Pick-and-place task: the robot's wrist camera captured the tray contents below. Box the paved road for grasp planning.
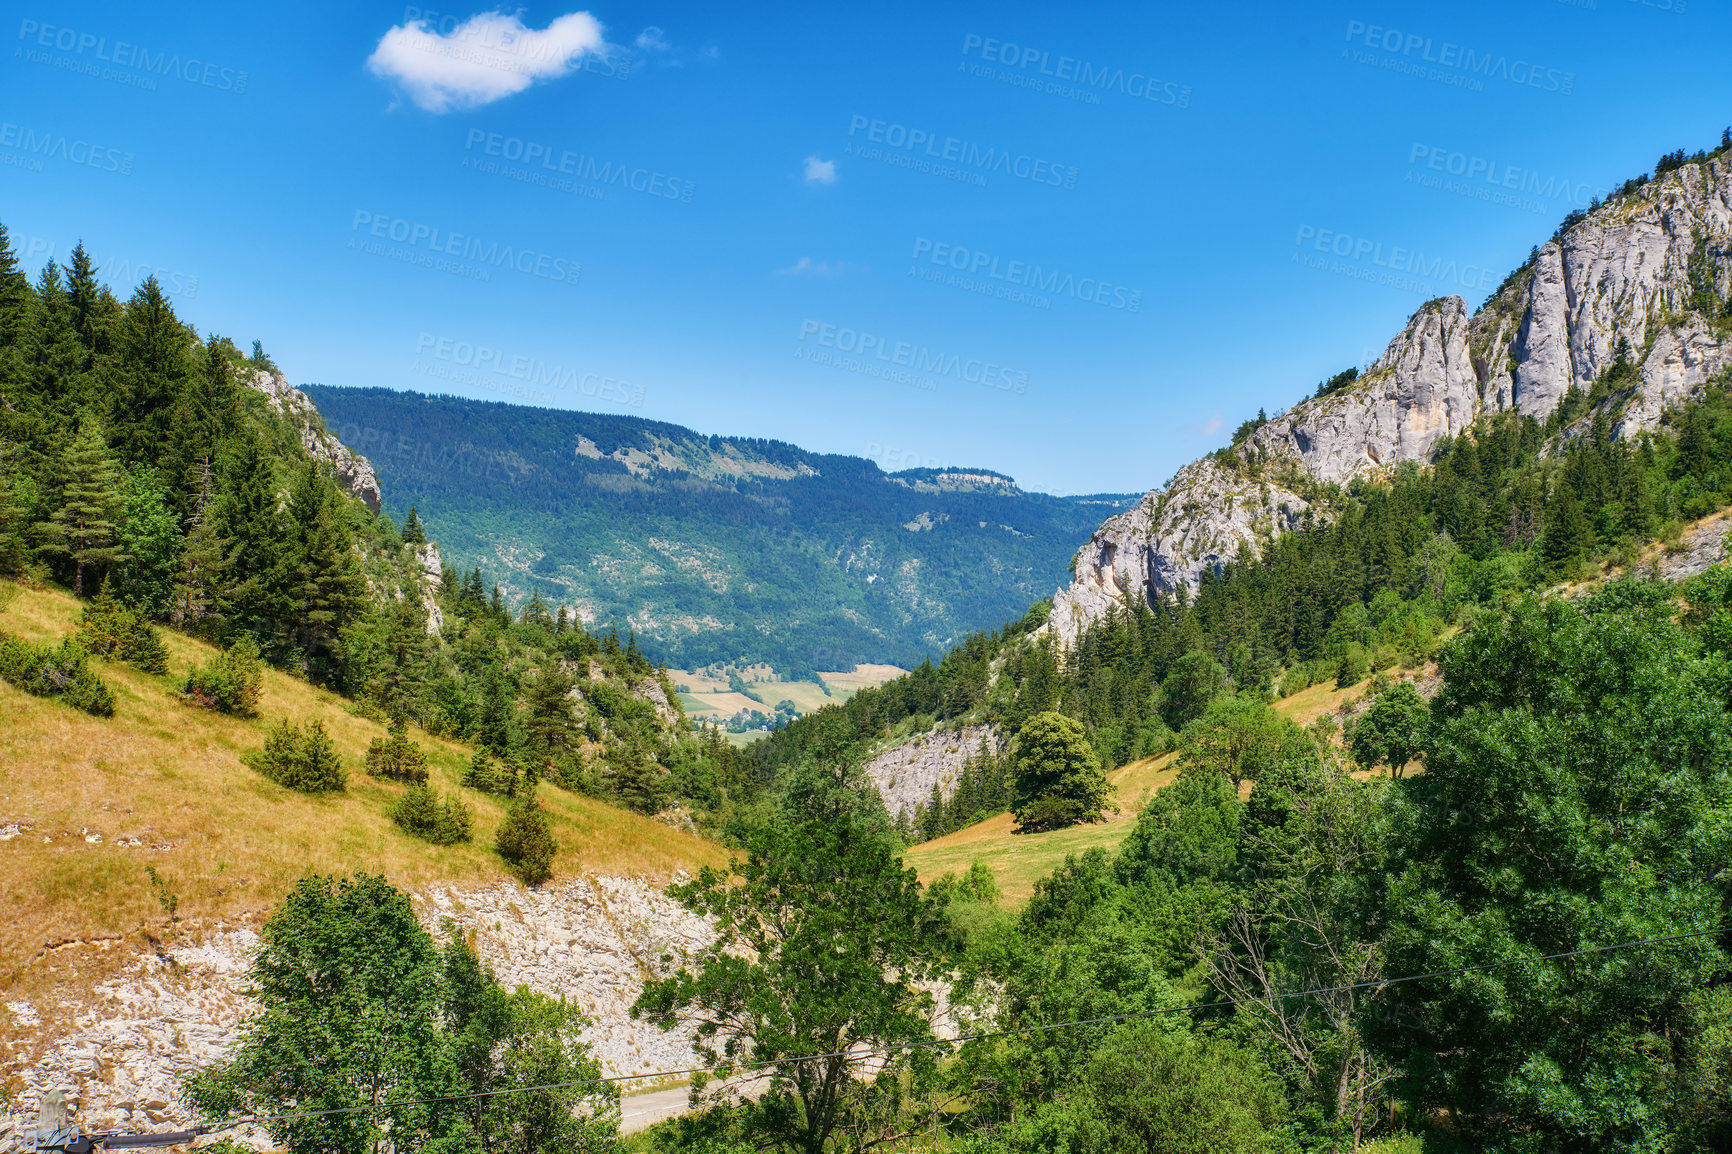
[620,1086,693,1134]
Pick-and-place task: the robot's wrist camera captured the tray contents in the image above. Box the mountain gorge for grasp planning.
[301,387,1134,674]
[1052,151,1732,646]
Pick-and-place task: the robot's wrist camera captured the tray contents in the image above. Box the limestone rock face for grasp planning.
[863,723,1004,817]
[1052,456,1311,651]
[243,369,383,514]
[1249,297,1484,484]
[1051,156,1732,650]
[415,542,446,635]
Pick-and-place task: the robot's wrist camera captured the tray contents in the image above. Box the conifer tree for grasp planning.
[162,338,239,508]
[376,591,431,721]
[1541,484,1593,575]
[36,417,126,595]
[476,665,515,756]
[115,276,192,461]
[213,431,291,636]
[287,460,367,673]
[23,262,87,410]
[65,243,108,355]
[521,663,578,769]
[402,506,426,544]
[170,458,226,630]
[0,224,30,373]
[0,439,26,577]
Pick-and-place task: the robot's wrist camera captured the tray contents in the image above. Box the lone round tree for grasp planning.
[1011,711,1116,831]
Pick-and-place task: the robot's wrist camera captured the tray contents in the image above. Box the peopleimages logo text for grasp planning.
[413,333,643,407]
[960,34,1190,107]
[17,19,249,92]
[1344,20,1574,94]
[349,211,580,285]
[0,121,132,173]
[1293,225,1497,293]
[463,130,694,203]
[797,319,1029,395]
[845,115,1078,189]
[910,238,1141,312]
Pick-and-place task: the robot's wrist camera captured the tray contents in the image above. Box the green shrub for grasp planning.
[0,631,115,716]
[76,592,169,674]
[1275,661,1318,699]
[248,718,346,793]
[495,797,556,886]
[464,747,537,796]
[184,634,263,716]
[364,721,429,784]
[1334,643,1370,689]
[391,784,474,845]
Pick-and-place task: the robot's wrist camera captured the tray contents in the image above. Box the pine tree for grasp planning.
[0,223,30,379]
[402,506,426,545]
[36,417,126,595]
[287,460,367,674]
[162,338,240,510]
[114,276,192,462]
[521,663,578,770]
[476,666,514,755]
[1541,483,1594,574]
[0,436,27,577]
[170,458,227,630]
[65,243,109,356]
[23,262,88,412]
[376,591,430,721]
[213,431,291,637]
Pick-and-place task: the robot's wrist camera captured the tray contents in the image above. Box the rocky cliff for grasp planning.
[244,369,384,514]
[1053,152,1732,650]
[863,723,1004,816]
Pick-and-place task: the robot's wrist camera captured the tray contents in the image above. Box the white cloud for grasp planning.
[367,10,607,113]
[776,257,854,277]
[803,155,837,185]
[634,26,670,51]
[1185,414,1225,437]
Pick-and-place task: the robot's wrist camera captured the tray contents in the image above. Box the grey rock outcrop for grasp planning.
[415,542,446,635]
[243,369,384,514]
[863,723,1004,817]
[1053,153,1732,650]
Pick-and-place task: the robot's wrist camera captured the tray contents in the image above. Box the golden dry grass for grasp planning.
[0,582,726,997]
[905,680,1373,908]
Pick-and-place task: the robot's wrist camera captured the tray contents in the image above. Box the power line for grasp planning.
[180,923,1724,1134]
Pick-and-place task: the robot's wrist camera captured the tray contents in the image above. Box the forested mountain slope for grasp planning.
[303,386,1135,674]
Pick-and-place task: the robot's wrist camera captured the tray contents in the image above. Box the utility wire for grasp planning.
[183,923,1725,1134]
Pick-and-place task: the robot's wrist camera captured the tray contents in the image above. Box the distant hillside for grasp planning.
[303,387,1135,674]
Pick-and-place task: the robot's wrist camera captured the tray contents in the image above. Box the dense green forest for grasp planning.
[302,385,1134,676]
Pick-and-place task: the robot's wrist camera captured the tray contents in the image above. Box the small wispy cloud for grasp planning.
[776,257,855,277]
[803,155,837,185]
[366,10,607,113]
[1186,414,1225,437]
[634,26,670,51]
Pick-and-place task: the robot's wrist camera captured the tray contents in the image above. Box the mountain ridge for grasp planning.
[302,386,1136,674]
[1052,145,1732,648]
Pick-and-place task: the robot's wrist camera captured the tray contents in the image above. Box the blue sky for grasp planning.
[4,0,1728,495]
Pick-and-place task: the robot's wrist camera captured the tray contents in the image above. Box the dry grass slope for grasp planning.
[0,582,725,997]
